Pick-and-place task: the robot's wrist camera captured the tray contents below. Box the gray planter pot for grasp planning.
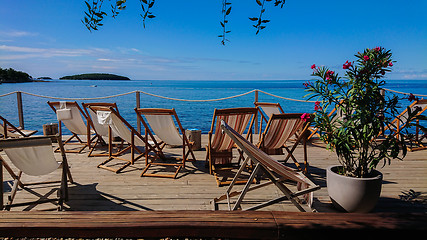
[327,165,383,213]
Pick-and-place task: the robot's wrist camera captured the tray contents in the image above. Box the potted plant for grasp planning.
[304,47,421,212]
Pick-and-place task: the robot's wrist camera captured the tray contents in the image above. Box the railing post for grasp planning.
[380,89,385,136]
[16,91,24,129]
[136,91,141,133]
[254,90,259,134]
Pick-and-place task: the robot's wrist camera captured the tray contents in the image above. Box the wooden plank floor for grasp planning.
[2,135,426,213]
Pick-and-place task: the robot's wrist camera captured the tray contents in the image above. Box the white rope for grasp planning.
[256,89,317,103]
[0,91,18,98]
[21,91,137,100]
[137,90,256,102]
[383,88,427,97]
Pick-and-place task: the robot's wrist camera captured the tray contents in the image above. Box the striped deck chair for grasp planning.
[82,102,123,157]
[381,99,427,151]
[87,105,161,173]
[212,120,320,211]
[0,115,37,139]
[0,135,73,211]
[254,102,284,133]
[307,100,348,140]
[257,113,312,173]
[48,101,95,153]
[135,108,196,178]
[206,107,258,186]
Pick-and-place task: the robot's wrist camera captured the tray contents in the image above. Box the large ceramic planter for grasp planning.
[326,165,383,213]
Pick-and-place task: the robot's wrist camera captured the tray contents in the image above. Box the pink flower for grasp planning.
[408,93,418,102]
[314,101,322,111]
[311,64,316,69]
[301,113,310,122]
[388,62,393,67]
[303,81,312,88]
[343,60,352,69]
[363,55,370,61]
[374,47,381,52]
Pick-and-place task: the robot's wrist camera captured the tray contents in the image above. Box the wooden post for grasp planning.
[16,91,24,129]
[136,91,141,133]
[380,89,385,136]
[254,90,259,134]
[0,157,3,209]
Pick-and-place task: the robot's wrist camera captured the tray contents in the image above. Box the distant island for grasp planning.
[60,73,130,80]
[0,67,32,83]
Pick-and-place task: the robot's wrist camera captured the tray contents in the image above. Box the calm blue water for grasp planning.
[1,80,426,135]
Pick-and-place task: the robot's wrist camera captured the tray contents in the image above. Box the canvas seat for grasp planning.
[380,99,427,151]
[82,102,124,157]
[257,113,312,173]
[212,120,320,212]
[0,115,37,139]
[48,101,95,153]
[135,108,196,178]
[206,107,258,186]
[254,102,284,133]
[86,105,161,173]
[0,135,73,210]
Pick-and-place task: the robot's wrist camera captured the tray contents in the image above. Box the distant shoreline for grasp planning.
[60,73,130,81]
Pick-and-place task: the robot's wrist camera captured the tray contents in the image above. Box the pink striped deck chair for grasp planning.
[206,107,258,186]
[254,102,284,134]
[212,120,320,211]
[258,113,312,173]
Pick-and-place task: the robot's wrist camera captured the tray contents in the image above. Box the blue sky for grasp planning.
[1,0,426,80]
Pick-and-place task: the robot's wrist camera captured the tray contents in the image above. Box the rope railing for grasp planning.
[0,88,424,102]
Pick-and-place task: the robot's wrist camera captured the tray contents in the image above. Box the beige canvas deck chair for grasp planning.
[87,105,160,173]
[212,120,320,211]
[0,115,37,139]
[206,107,258,186]
[0,135,73,211]
[47,101,94,153]
[381,99,427,151]
[307,100,348,140]
[82,102,123,157]
[257,113,312,173]
[135,108,196,178]
[254,102,284,133]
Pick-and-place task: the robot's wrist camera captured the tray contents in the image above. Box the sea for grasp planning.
[1,79,426,135]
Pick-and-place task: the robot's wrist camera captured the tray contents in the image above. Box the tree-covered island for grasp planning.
[0,67,33,83]
[60,73,130,80]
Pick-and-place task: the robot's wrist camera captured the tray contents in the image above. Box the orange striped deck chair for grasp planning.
[381,99,427,151]
[212,120,320,211]
[206,107,258,186]
[0,115,37,139]
[48,101,94,153]
[135,108,196,179]
[254,102,284,133]
[257,113,312,173]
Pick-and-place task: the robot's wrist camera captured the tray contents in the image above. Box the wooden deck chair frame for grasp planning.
[307,100,347,140]
[257,113,312,173]
[206,107,258,186]
[135,108,196,179]
[82,102,124,157]
[0,115,37,139]
[212,120,320,212]
[0,135,73,211]
[47,101,95,153]
[88,106,161,173]
[380,99,427,151]
[254,102,284,134]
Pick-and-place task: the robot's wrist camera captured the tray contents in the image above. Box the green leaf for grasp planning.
[249,17,258,21]
[141,0,148,4]
[256,0,263,6]
[220,21,224,27]
[147,15,156,18]
[226,7,232,15]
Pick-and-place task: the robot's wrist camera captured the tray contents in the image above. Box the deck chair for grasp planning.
[82,102,123,157]
[254,102,284,133]
[48,101,95,153]
[307,100,348,140]
[206,107,258,186]
[257,113,312,173]
[135,108,196,178]
[0,115,37,139]
[86,105,161,173]
[0,135,73,210]
[381,99,427,151]
[212,120,320,212]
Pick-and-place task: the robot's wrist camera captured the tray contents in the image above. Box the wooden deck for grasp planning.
[2,134,426,213]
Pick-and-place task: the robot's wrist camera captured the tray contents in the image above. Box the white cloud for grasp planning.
[0,45,108,60]
[0,30,37,37]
